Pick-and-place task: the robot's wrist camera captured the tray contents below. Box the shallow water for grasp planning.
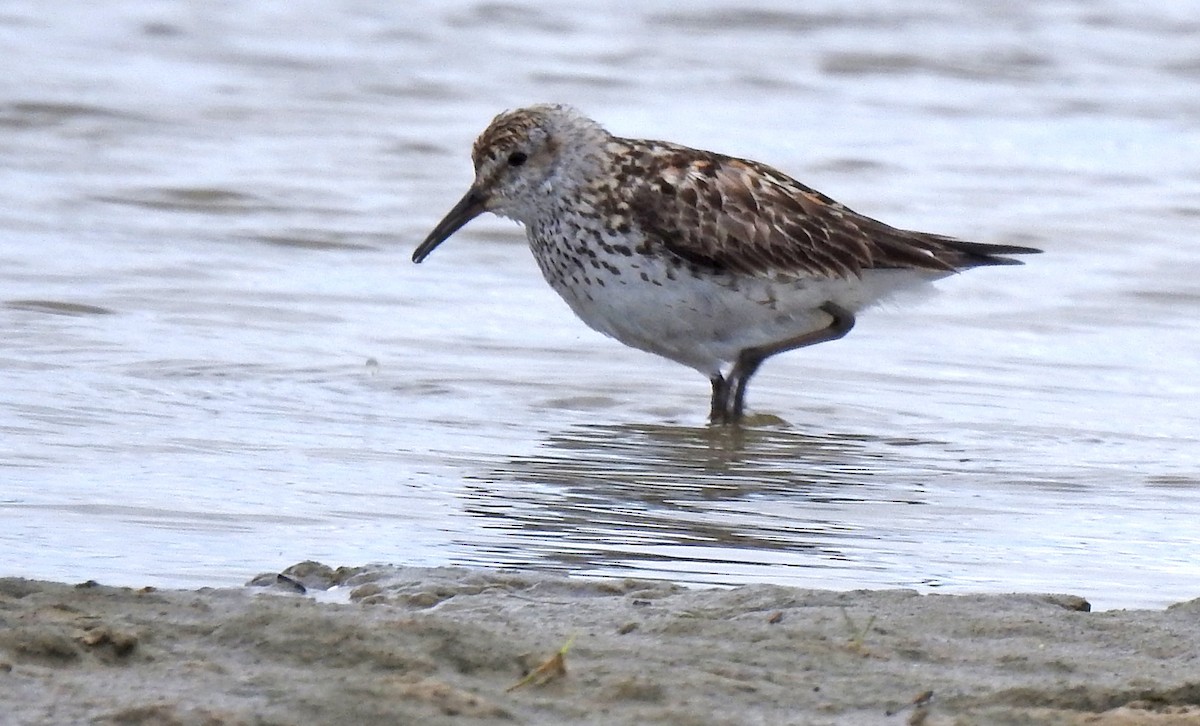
[2,1,1198,609]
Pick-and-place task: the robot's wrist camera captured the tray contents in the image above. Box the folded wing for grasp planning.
[627,148,1039,278]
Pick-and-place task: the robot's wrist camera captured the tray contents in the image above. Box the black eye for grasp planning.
[507,151,528,167]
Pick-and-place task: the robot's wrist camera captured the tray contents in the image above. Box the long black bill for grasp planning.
[411,187,487,263]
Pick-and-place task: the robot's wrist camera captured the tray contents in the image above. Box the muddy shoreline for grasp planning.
[2,562,1198,725]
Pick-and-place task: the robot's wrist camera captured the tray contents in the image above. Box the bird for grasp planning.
[412,104,1040,424]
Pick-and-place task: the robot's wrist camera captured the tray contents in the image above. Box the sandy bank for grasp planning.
[2,562,1199,725]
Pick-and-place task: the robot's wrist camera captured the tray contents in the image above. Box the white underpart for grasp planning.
[526,229,949,378]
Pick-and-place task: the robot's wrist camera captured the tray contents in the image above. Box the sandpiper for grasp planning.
[412,104,1040,423]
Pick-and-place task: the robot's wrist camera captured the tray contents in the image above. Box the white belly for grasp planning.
[527,233,943,377]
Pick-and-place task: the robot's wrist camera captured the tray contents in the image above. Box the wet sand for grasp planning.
[2,562,1199,725]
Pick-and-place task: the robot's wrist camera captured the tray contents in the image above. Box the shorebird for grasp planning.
[412,104,1039,424]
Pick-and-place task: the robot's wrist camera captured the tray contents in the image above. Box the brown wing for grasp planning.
[626,145,1037,278]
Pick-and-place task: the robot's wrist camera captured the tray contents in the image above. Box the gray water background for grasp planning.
[2,1,1198,609]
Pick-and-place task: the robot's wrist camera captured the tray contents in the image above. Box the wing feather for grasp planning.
[624,144,1037,278]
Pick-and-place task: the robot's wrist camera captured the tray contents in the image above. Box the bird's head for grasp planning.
[412,104,607,263]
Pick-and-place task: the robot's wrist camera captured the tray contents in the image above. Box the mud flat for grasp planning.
[2,562,1198,725]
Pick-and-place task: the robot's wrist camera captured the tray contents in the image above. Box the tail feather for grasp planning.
[923,234,1042,268]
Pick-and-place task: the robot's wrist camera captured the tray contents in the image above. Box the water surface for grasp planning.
[2,1,1198,609]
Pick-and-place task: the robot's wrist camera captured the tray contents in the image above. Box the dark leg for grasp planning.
[711,302,856,424]
[709,375,730,423]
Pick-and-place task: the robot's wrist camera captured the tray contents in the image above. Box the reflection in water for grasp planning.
[460,423,939,584]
